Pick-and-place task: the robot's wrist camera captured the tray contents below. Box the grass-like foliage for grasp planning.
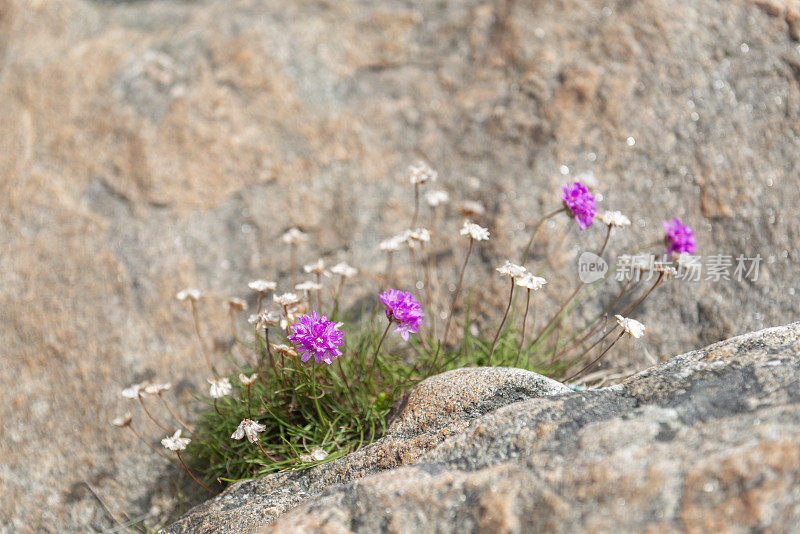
[115,161,697,497]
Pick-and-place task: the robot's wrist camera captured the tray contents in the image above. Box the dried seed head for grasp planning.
[273,293,301,307]
[303,259,330,277]
[238,373,258,387]
[458,200,486,218]
[597,210,631,228]
[379,235,404,252]
[331,261,358,278]
[459,221,490,241]
[281,228,309,245]
[409,161,438,185]
[425,189,450,207]
[161,429,191,451]
[175,288,202,302]
[226,297,247,312]
[272,343,298,357]
[404,228,431,243]
[231,418,266,443]
[496,261,527,279]
[516,273,547,291]
[144,382,172,395]
[256,310,282,329]
[112,413,132,428]
[207,377,232,399]
[295,280,323,292]
[615,315,646,338]
[121,383,147,399]
[248,280,277,293]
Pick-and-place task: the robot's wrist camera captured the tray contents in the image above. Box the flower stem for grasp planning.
[521,207,565,264]
[137,394,171,433]
[190,300,216,376]
[442,238,473,347]
[176,452,215,494]
[514,288,532,368]
[337,357,357,405]
[368,322,392,378]
[410,183,420,228]
[255,440,276,462]
[126,423,175,464]
[488,278,515,366]
[311,363,325,423]
[157,394,194,433]
[564,331,624,382]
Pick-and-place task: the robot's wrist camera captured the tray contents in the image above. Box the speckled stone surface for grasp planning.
[165,323,800,533]
[3,0,800,530]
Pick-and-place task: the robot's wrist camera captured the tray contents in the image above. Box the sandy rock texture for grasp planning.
[164,323,800,533]
[1,0,799,531]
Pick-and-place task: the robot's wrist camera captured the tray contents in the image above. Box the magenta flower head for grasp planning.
[662,217,696,254]
[379,289,423,341]
[560,182,596,230]
[287,311,344,365]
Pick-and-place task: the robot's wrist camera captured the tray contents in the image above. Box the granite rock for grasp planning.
[165,323,800,533]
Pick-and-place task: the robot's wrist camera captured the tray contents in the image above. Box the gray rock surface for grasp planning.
[166,322,800,533]
[2,0,800,531]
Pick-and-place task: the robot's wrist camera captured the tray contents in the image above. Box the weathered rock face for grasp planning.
[165,323,800,533]
[2,0,800,531]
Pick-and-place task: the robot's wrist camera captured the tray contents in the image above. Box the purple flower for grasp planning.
[662,218,696,254]
[560,182,596,230]
[287,311,344,365]
[379,289,423,341]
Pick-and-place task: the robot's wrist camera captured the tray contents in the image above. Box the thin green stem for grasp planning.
[442,238,473,347]
[521,207,565,264]
[514,289,532,368]
[489,278,515,366]
[368,322,392,378]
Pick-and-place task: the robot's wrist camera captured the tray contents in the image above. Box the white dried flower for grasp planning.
[175,288,201,302]
[460,221,490,241]
[226,297,247,312]
[281,228,308,245]
[247,314,259,325]
[300,447,329,462]
[409,161,437,185]
[273,293,301,307]
[597,210,631,228]
[239,373,258,387]
[112,413,132,428]
[303,259,330,277]
[248,280,277,293]
[405,228,431,243]
[144,383,172,395]
[272,344,298,357]
[231,418,266,443]
[330,262,358,278]
[496,261,527,279]
[161,429,191,451]
[458,200,486,218]
[121,383,147,399]
[379,235,405,252]
[425,190,450,207]
[615,315,646,339]
[516,273,547,291]
[255,310,281,329]
[295,280,323,292]
[208,377,232,399]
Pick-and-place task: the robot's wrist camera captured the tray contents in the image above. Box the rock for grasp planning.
[164,322,800,533]
[2,0,800,531]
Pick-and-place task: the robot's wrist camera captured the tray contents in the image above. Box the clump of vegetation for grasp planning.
[114,161,696,494]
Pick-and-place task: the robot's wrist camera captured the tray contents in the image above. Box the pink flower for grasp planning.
[560,182,596,230]
[287,311,344,365]
[379,289,423,341]
[662,218,696,254]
